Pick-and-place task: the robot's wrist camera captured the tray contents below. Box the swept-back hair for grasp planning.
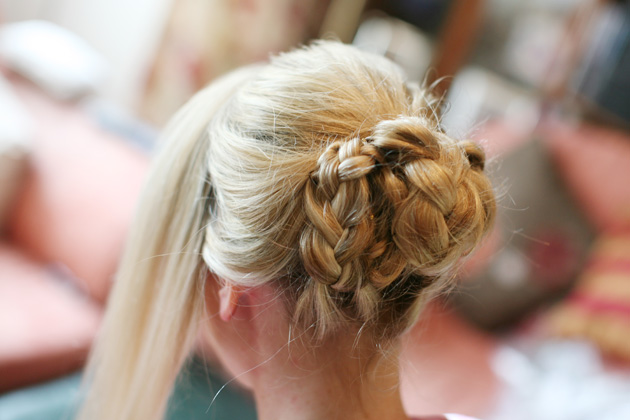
[77,41,495,420]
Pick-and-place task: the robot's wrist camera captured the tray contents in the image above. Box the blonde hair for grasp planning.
[77,41,495,420]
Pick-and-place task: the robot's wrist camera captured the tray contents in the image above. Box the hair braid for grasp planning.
[297,116,495,337]
[299,137,383,329]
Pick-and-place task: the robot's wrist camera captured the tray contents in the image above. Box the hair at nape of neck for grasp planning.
[76,40,496,420]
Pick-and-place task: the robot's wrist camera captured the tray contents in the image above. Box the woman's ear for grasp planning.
[218,282,244,322]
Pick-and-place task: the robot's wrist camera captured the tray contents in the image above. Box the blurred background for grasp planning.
[0,0,629,419]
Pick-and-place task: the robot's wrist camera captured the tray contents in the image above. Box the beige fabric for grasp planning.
[140,0,329,126]
[0,75,32,231]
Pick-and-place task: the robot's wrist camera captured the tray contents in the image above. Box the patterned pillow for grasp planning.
[550,231,630,360]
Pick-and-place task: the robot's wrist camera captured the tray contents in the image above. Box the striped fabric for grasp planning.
[550,231,630,359]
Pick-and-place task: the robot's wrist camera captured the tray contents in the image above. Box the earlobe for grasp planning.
[218,283,243,322]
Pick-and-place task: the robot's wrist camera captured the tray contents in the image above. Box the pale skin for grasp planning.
[203,279,411,420]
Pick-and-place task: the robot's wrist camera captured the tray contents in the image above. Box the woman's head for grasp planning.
[201,41,494,340]
[78,41,495,420]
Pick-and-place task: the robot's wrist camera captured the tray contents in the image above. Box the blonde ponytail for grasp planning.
[77,66,260,420]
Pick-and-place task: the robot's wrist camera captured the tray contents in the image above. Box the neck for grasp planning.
[250,336,409,420]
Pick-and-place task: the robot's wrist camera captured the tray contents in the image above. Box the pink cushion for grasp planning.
[6,77,149,302]
[541,119,630,232]
[0,241,102,392]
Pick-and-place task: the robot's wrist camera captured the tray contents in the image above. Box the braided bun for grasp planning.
[298,117,495,338]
